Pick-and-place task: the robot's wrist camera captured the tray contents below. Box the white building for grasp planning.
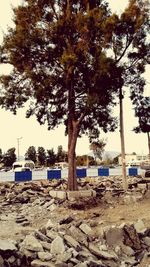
[118,154,148,166]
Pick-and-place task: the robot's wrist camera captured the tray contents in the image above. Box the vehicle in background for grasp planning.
[12,160,35,172]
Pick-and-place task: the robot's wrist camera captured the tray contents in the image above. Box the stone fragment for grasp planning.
[121,244,135,256]
[69,226,88,246]
[105,227,124,247]
[31,259,56,267]
[134,219,146,234]
[40,241,51,251]
[35,230,52,243]
[74,263,88,267]
[64,234,81,250]
[38,251,52,261]
[20,235,43,252]
[59,216,74,225]
[46,230,58,240]
[45,219,55,229]
[123,225,141,250]
[56,249,72,262]
[143,237,150,247]
[50,236,65,255]
[47,203,57,211]
[67,190,92,200]
[79,223,93,236]
[89,243,118,260]
[0,239,17,251]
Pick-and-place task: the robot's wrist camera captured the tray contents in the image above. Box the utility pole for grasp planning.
[17,137,22,161]
[119,88,128,191]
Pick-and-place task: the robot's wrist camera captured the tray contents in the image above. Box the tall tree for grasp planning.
[0,0,129,190]
[108,0,149,189]
[25,146,37,163]
[133,96,150,160]
[37,146,46,166]
[3,147,16,167]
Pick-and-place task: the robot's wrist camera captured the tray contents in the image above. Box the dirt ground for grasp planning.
[0,190,150,240]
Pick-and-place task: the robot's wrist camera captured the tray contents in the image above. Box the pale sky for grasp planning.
[0,0,149,157]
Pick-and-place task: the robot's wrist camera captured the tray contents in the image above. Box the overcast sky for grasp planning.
[0,0,149,157]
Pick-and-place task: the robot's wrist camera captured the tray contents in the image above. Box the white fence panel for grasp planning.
[86,168,98,177]
[32,170,47,180]
[0,171,15,182]
[61,169,68,179]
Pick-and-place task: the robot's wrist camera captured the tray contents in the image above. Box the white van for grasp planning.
[12,160,35,172]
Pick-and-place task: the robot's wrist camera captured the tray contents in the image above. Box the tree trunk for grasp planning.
[67,121,78,191]
[147,132,150,162]
[119,88,128,191]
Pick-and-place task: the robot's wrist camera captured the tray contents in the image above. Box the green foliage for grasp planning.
[90,139,106,161]
[0,0,125,138]
[76,155,95,166]
[133,96,150,134]
[56,145,67,162]
[46,148,56,166]
[25,146,37,163]
[3,148,16,167]
[37,146,46,166]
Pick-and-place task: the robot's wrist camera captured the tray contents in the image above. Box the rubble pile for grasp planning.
[0,176,150,266]
[0,216,150,266]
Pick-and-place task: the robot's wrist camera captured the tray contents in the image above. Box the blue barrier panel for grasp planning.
[47,170,61,180]
[98,168,109,176]
[15,171,32,182]
[76,168,87,178]
[128,168,138,176]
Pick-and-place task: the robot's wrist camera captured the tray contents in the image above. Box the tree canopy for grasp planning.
[0,0,149,189]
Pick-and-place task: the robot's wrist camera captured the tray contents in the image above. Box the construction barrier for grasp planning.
[0,167,142,183]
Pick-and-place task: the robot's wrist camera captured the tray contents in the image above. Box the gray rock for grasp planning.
[64,235,81,250]
[51,236,65,255]
[89,243,118,260]
[121,244,135,256]
[40,241,51,251]
[68,226,88,246]
[0,255,4,266]
[143,236,150,247]
[79,223,93,236]
[46,230,58,240]
[56,249,72,263]
[134,219,146,234]
[74,263,88,267]
[45,219,56,230]
[0,239,17,251]
[105,227,124,247]
[35,230,52,243]
[38,251,53,261]
[31,259,56,267]
[20,235,43,252]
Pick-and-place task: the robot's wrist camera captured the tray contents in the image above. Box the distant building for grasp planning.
[118,154,148,165]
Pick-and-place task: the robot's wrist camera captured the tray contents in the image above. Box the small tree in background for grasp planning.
[56,145,67,163]
[3,147,16,167]
[47,149,56,167]
[133,96,150,160]
[25,146,37,163]
[37,146,46,166]
[90,139,106,164]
